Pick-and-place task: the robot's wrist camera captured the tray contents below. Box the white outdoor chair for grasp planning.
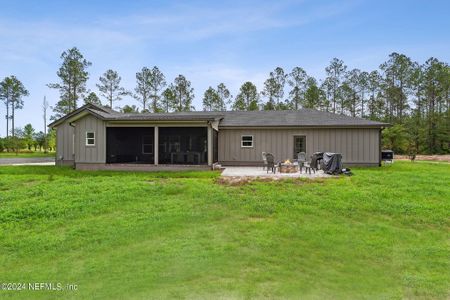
[262,152,268,170]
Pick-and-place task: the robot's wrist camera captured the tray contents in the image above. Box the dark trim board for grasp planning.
[75,163,211,171]
[56,160,75,167]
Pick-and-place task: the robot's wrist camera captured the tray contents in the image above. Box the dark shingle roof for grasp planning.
[91,109,223,121]
[218,109,389,127]
[50,103,388,128]
[48,103,117,127]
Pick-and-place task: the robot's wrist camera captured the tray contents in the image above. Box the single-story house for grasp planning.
[49,103,389,170]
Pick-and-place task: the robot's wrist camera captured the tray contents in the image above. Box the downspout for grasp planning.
[69,122,76,169]
[379,127,383,167]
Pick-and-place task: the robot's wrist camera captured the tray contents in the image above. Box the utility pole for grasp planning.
[43,96,49,153]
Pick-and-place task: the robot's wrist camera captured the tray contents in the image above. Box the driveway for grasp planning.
[0,157,55,166]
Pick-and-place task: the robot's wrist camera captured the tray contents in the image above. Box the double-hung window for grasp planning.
[86,132,95,146]
[241,135,253,148]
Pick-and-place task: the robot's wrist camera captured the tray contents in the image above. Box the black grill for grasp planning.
[381,150,394,161]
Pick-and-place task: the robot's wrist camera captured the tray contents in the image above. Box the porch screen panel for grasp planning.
[106,127,154,164]
[159,127,207,165]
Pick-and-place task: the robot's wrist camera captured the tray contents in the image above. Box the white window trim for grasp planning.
[86,131,95,146]
[241,135,254,148]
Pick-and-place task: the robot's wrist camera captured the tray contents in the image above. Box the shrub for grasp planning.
[3,136,26,154]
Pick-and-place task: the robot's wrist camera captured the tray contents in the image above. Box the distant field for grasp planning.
[0,162,448,299]
[0,151,55,158]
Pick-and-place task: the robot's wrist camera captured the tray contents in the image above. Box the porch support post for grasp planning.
[207,125,213,166]
[154,126,159,166]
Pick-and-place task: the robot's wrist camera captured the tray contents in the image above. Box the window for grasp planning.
[86,132,95,146]
[293,136,306,158]
[142,135,153,154]
[241,135,253,148]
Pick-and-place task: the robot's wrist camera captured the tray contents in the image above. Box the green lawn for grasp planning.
[0,162,449,299]
[0,151,55,158]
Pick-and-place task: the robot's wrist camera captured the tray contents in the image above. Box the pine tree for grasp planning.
[148,66,166,113]
[161,88,176,113]
[171,75,194,112]
[134,67,152,112]
[84,92,102,105]
[0,76,29,136]
[233,82,259,111]
[97,69,129,108]
[288,67,308,110]
[324,58,347,114]
[48,47,91,120]
[202,87,219,111]
[262,67,286,110]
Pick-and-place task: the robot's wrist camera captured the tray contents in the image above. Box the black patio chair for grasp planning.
[304,158,316,175]
[266,153,276,174]
[296,152,306,172]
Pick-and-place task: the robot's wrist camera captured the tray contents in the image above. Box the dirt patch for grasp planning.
[216,176,252,186]
[216,176,314,186]
[395,155,450,162]
[216,176,290,186]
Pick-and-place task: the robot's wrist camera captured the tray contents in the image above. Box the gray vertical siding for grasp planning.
[218,128,380,165]
[55,112,380,168]
[56,122,74,163]
[74,114,106,163]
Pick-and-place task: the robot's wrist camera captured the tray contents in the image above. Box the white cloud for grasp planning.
[0,0,360,131]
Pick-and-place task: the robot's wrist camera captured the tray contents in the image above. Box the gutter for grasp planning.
[218,125,390,129]
[379,127,384,167]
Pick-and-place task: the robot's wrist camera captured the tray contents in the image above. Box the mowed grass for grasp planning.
[0,151,55,158]
[0,162,449,299]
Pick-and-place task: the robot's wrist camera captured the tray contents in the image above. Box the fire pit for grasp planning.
[278,159,299,173]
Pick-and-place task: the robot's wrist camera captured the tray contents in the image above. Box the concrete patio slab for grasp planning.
[221,166,332,178]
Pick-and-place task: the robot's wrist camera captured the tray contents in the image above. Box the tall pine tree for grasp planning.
[97,69,129,108]
[48,47,91,120]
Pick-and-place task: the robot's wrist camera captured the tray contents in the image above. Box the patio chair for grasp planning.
[303,158,316,175]
[296,152,306,172]
[266,153,276,174]
[262,152,268,170]
[310,154,320,170]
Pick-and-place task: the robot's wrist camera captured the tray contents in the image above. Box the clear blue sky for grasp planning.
[0,0,449,135]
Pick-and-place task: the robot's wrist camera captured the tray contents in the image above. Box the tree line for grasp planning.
[0,77,53,153]
[1,47,448,155]
[0,123,56,154]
